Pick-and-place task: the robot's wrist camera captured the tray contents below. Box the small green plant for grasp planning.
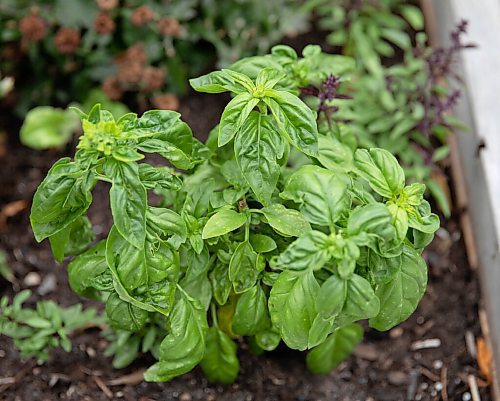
[0,290,99,361]
[311,0,424,75]
[30,45,438,383]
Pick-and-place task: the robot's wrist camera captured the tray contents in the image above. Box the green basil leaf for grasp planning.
[104,159,147,249]
[407,202,440,234]
[137,138,192,170]
[105,293,148,331]
[281,165,349,226]
[387,203,409,242]
[202,209,247,239]
[354,148,405,198]
[200,326,239,384]
[306,324,363,374]
[317,274,380,328]
[317,134,354,172]
[260,203,311,237]
[189,70,248,94]
[67,241,109,298]
[210,261,232,306]
[139,164,182,192]
[234,112,284,204]
[31,158,94,241]
[229,241,259,294]
[264,91,318,157]
[232,285,271,336]
[255,327,281,351]
[49,215,95,262]
[274,230,330,271]
[106,226,147,292]
[219,93,259,147]
[146,207,187,241]
[144,288,207,382]
[268,269,319,350]
[369,245,427,331]
[249,234,277,253]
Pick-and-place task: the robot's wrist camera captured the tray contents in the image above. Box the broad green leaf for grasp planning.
[255,327,281,351]
[369,245,427,331]
[306,324,363,374]
[189,70,247,94]
[104,159,147,249]
[249,234,277,253]
[210,261,232,306]
[281,165,349,226]
[234,113,284,204]
[317,135,354,172]
[144,288,207,382]
[219,92,256,147]
[264,91,318,157]
[202,209,247,239]
[146,207,187,241]
[274,230,330,271]
[387,203,409,242]
[232,285,270,335]
[354,149,405,198]
[200,326,239,384]
[317,274,380,328]
[67,241,109,298]
[49,215,95,262]
[268,269,319,350]
[260,203,311,237]
[105,293,147,331]
[31,158,94,241]
[229,241,259,293]
[106,226,147,292]
[138,164,182,192]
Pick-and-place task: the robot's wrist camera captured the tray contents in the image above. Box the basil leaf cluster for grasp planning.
[30,45,439,383]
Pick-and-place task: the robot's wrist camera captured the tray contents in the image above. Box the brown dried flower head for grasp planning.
[125,43,148,64]
[158,16,181,37]
[142,67,166,92]
[54,27,81,55]
[94,12,116,35]
[131,5,155,27]
[117,61,144,85]
[96,0,118,11]
[152,93,179,111]
[102,76,123,100]
[19,13,47,43]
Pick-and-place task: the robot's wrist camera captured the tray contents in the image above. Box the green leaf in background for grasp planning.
[20,107,80,150]
[200,326,239,384]
[306,323,363,374]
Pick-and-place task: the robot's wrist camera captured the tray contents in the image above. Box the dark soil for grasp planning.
[0,35,491,401]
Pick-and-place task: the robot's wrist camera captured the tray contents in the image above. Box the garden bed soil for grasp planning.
[0,89,491,401]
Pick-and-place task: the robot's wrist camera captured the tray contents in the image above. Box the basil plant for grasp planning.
[30,45,439,383]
